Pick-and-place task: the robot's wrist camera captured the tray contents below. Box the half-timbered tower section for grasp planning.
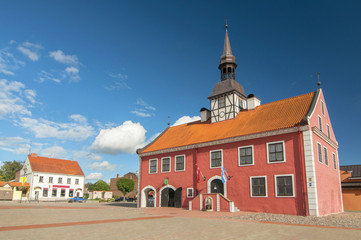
[137,26,343,216]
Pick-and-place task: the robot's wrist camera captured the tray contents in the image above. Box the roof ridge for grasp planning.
[258,91,315,108]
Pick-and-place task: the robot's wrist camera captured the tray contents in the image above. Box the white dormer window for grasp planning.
[321,101,325,115]
[318,116,323,132]
[327,124,330,138]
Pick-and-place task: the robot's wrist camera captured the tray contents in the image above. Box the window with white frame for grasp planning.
[49,177,53,183]
[267,141,285,163]
[58,177,62,184]
[275,175,294,197]
[239,146,253,166]
[187,188,194,198]
[321,101,325,115]
[250,176,267,197]
[161,157,171,172]
[318,116,323,132]
[175,155,185,171]
[327,124,330,138]
[317,143,323,163]
[324,147,329,166]
[67,178,71,184]
[75,179,79,185]
[52,189,57,197]
[332,153,337,170]
[149,159,158,174]
[210,150,222,168]
[39,176,44,183]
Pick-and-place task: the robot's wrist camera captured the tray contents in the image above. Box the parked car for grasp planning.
[68,196,87,203]
[114,197,124,202]
[126,197,134,202]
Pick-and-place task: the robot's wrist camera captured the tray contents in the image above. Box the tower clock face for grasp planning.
[220,111,225,118]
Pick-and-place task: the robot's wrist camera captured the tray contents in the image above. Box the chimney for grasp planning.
[200,108,211,122]
[116,174,120,178]
[30,153,38,157]
[247,94,261,110]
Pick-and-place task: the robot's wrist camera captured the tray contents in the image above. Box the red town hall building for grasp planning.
[137,27,343,216]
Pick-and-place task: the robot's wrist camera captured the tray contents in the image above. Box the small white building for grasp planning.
[19,153,85,201]
[88,190,113,200]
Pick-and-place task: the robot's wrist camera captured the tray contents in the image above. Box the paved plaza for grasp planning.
[0,201,360,240]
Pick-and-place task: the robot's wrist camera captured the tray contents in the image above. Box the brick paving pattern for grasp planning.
[0,201,360,240]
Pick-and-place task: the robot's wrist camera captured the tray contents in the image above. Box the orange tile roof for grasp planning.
[141,91,315,153]
[8,182,30,187]
[28,155,84,176]
[0,181,7,186]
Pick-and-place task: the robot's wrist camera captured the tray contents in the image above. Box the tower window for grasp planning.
[223,68,226,73]
[218,97,225,108]
[228,67,232,73]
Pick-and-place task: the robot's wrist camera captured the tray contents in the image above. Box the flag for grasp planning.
[221,166,228,183]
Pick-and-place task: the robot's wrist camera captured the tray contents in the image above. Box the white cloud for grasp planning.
[41,146,67,158]
[87,161,116,171]
[0,136,31,155]
[85,172,104,180]
[17,115,95,141]
[0,79,35,119]
[0,48,25,75]
[90,120,146,154]
[24,89,37,104]
[131,98,156,118]
[37,70,61,83]
[173,116,201,126]
[17,42,43,61]
[65,67,80,82]
[72,150,102,161]
[49,50,79,65]
[131,110,151,118]
[104,73,130,90]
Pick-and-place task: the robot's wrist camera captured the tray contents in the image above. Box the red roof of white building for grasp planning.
[27,153,84,176]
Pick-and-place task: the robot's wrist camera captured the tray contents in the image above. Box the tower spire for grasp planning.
[219,21,237,81]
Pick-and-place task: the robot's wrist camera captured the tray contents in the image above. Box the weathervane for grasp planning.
[317,72,321,87]
[225,18,228,30]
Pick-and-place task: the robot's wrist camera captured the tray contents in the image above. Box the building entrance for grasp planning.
[161,187,182,207]
[210,179,224,195]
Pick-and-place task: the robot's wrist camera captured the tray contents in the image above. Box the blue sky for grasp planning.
[0,1,360,183]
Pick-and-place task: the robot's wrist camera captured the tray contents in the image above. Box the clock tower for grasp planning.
[208,24,247,123]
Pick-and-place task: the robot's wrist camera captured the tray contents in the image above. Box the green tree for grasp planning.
[0,160,23,181]
[116,178,134,201]
[88,180,110,191]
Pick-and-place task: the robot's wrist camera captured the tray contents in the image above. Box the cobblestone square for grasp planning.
[0,201,360,240]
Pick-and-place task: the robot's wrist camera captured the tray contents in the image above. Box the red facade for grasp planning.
[137,90,343,216]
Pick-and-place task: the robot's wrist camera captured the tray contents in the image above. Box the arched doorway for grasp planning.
[160,185,182,208]
[207,176,227,197]
[141,186,156,208]
[210,179,224,195]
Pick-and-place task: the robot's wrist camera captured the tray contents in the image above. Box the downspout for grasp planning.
[298,126,309,216]
[195,146,198,196]
[137,155,142,208]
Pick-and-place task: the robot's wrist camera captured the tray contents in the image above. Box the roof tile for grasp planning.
[141,91,315,153]
[28,155,84,176]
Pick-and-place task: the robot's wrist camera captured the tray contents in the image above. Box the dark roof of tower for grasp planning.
[208,79,246,99]
[219,29,236,66]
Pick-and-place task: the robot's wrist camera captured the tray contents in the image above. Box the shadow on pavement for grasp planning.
[103,202,137,208]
